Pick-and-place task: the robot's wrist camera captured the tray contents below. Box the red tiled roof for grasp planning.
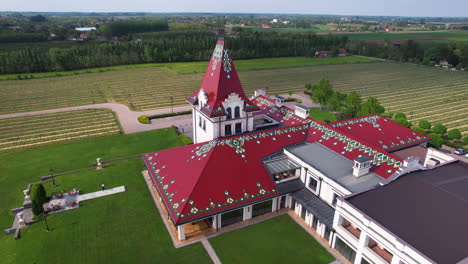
[143,124,310,225]
[328,115,430,151]
[186,40,259,117]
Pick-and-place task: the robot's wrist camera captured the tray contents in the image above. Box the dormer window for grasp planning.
[226,107,232,119]
[234,106,240,118]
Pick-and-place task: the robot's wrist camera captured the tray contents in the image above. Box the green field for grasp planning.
[210,214,334,264]
[309,108,338,123]
[1,59,466,135]
[0,128,211,264]
[320,30,468,42]
[0,109,121,152]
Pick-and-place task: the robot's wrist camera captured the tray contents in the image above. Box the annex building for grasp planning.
[141,38,467,264]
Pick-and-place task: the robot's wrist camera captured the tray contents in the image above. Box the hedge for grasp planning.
[31,183,47,216]
[285,97,303,103]
[137,115,150,124]
[148,110,192,120]
[179,134,193,145]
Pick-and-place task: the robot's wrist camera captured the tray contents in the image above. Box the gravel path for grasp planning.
[0,103,193,134]
[0,93,312,135]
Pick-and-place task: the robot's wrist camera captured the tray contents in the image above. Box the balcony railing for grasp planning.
[343,223,361,239]
[369,244,393,263]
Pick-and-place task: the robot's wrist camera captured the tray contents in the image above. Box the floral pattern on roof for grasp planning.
[142,124,309,224]
[329,115,430,151]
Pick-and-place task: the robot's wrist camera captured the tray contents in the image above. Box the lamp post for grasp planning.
[50,169,57,187]
[43,212,50,232]
[170,96,174,113]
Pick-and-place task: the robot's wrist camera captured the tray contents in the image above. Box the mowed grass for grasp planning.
[0,61,466,135]
[309,108,337,123]
[0,109,121,152]
[210,214,334,264]
[0,128,210,264]
[320,30,468,42]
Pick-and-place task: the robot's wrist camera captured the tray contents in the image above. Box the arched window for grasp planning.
[226,107,232,119]
[234,106,240,118]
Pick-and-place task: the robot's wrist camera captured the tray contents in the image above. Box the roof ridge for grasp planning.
[178,139,219,220]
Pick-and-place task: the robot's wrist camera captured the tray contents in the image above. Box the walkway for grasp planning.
[78,186,126,201]
[0,92,314,135]
[201,239,222,264]
[0,103,193,134]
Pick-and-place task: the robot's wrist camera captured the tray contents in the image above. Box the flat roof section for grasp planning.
[286,143,384,193]
[347,161,468,264]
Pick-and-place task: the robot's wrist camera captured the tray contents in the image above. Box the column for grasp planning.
[178,225,185,240]
[272,197,278,212]
[285,194,292,208]
[391,254,401,264]
[243,205,252,221]
[354,231,368,264]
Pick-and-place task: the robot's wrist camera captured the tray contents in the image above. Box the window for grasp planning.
[308,177,318,192]
[198,116,202,128]
[225,124,232,136]
[235,123,242,134]
[361,258,372,264]
[226,108,232,119]
[335,237,356,263]
[234,106,240,118]
[332,193,338,206]
[202,119,206,131]
[312,216,318,230]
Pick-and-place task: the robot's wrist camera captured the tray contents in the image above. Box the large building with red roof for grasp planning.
[141,38,432,244]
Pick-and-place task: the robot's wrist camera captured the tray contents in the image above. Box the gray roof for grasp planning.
[276,178,304,194]
[354,156,372,163]
[286,143,384,193]
[292,188,335,229]
[295,104,309,110]
[347,161,468,264]
[263,156,301,175]
[275,96,285,100]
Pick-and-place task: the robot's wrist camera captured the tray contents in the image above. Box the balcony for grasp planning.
[343,223,361,239]
[369,244,393,263]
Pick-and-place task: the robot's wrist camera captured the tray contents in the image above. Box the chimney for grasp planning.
[353,156,372,177]
[254,89,266,97]
[295,105,309,119]
[274,96,285,107]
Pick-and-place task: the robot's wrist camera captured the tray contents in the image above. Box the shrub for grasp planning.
[285,97,303,103]
[31,183,47,216]
[432,123,447,134]
[288,90,294,96]
[428,133,443,149]
[137,115,150,124]
[447,129,462,140]
[179,134,193,145]
[394,112,407,120]
[411,126,426,135]
[464,136,468,145]
[304,83,312,89]
[395,117,410,128]
[418,120,431,130]
[148,110,192,119]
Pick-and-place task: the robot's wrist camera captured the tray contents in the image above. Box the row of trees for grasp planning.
[0,31,349,74]
[392,112,466,149]
[305,78,385,120]
[98,20,169,38]
[348,40,468,68]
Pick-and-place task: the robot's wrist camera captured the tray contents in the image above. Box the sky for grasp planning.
[2,0,467,17]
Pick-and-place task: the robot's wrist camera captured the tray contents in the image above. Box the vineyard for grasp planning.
[0,109,121,152]
[0,61,467,135]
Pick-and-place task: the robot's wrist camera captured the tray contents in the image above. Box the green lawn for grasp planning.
[309,108,337,123]
[0,128,210,264]
[210,214,334,264]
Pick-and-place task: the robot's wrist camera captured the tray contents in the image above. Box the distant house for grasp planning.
[79,32,90,40]
[384,28,391,32]
[271,19,278,23]
[315,50,330,58]
[6,25,22,31]
[75,27,96,32]
[282,21,290,25]
[67,36,77,41]
[262,24,272,29]
[48,33,58,40]
[438,60,451,68]
[338,48,347,57]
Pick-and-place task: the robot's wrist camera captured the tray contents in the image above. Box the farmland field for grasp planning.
[0,109,121,152]
[0,60,467,135]
[318,30,468,42]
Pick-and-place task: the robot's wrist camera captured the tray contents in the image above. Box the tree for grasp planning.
[304,83,312,90]
[456,63,463,70]
[418,120,431,129]
[358,96,385,116]
[30,15,47,23]
[411,126,426,135]
[288,90,294,96]
[394,112,407,120]
[326,91,347,112]
[428,133,444,149]
[447,129,462,140]
[310,78,333,109]
[395,117,410,128]
[344,91,362,117]
[31,183,47,216]
[464,136,468,145]
[433,123,447,134]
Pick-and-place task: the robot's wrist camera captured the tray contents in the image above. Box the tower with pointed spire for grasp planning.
[186,39,259,143]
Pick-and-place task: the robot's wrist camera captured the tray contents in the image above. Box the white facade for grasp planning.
[333,199,434,264]
[192,91,254,144]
